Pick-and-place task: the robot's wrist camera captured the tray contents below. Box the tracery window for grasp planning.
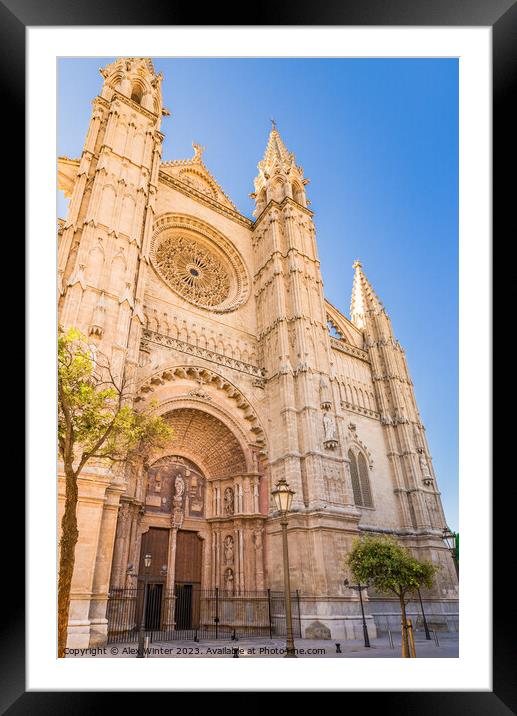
[154,234,231,308]
[348,449,374,508]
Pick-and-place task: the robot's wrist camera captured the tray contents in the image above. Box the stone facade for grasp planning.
[57,58,458,647]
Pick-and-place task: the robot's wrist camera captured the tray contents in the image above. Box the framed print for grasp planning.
[7,0,509,708]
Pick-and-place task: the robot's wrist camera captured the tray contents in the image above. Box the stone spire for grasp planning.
[251,122,309,216]
[350,261,385,329]
[260,122,297,176]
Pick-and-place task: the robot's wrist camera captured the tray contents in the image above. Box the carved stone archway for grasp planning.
[110,405,267,598]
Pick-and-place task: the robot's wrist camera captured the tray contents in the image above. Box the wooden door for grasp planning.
[175,531,203,628]
[175,530,202,584]
[138,527,169,581]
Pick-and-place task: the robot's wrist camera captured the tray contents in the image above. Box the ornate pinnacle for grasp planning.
[192,143,205,162]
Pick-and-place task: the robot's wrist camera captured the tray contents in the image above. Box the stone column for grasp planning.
[88,486,124,646]
[254,528,265,590]
[163,527,178,629]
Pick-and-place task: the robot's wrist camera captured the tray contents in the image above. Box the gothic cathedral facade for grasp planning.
[58,58,458,648]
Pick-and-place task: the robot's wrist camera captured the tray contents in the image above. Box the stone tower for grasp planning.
[251,125,361,598]
[57,57,167,645]
[59,57,166,383]
[350,261,455,597]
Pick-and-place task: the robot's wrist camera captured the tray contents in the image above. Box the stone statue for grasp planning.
[174,475,185,497]
[224,535,234,564]
[224,487,234,515]
[224,568,234,591]
[420,454,432,484]
[253,530,263,550]
[323,411,337,442]
[320,376,332,408]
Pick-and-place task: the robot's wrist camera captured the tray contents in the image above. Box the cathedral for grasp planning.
[57,57,458,649]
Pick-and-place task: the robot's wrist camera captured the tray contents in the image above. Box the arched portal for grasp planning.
[109,406,267,633]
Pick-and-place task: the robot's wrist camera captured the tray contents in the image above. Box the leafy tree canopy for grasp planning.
[58,327,172,471]
[346,534,438,601]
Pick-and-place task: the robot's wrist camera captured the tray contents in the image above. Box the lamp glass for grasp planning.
[272,478,295,515]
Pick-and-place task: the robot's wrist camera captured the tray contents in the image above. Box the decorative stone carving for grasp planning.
[323,411,338,449]
[89,292,106,337]
[187,387,212,401]
[150,215,251,313]
[224,535,234,564]
[174,475,185,497]
[419,454,433,485]
[253,529,263,550]
[320,376,332,410]
[224,567,234,592]
[154,234,231,308]
[224,487,234,515]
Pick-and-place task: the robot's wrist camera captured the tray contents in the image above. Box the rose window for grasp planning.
[153,234,236,309]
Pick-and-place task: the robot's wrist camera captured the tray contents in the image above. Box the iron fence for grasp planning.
[106,586,301,644]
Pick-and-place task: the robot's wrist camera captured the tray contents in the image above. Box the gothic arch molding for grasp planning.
[135,364,267,452]
[149,404,249,479]
[346,423,374,470]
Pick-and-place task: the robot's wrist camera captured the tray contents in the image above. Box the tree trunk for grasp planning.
[400,596,409,658]
[58,462,79,657]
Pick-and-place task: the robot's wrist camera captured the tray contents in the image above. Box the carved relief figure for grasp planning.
[419,454,432,484]
[224,487,234,515]
[320,375,332,408]
[253,529,263,551]
[174,474,185,497]
[188,473,205,517]
[323,411,337,442]
[224,568,234,592]
[224,535,234,564]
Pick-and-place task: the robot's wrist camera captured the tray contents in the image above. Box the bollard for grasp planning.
[144,635,151,658]
[232,647,239,658]
[387,630,394,649]
[335,643,342,654]
[194,629,199,643]
[407,618,417,658]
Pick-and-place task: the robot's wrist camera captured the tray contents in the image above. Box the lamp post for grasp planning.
[442,526,459,577]
[137,553,152,658]
[417,587,431,640]
[343,579,370,647]
[271,477,297,658]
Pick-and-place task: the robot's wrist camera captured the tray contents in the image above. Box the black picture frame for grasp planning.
[9,0,507,710]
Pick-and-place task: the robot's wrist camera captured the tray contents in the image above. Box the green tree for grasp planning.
[57,328,172,658]
[346,535,438,657]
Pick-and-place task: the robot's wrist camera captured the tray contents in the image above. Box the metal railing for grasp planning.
[106,586,302,644]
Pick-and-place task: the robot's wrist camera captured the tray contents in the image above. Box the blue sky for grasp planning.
[58,57,458,531]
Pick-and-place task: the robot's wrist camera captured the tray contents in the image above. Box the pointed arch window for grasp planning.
[291,181,304,205]
[348,449,374,508]
[131,84,143,104]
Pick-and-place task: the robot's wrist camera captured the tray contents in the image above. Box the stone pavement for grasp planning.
[66,633,458,658]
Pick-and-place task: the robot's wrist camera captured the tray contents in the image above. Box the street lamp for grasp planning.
[442,526,459,577]
[271,477,296,658]
[343,579,370,647]
[137,553,152,658]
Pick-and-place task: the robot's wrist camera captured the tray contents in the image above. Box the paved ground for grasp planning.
[66,633,458,658]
